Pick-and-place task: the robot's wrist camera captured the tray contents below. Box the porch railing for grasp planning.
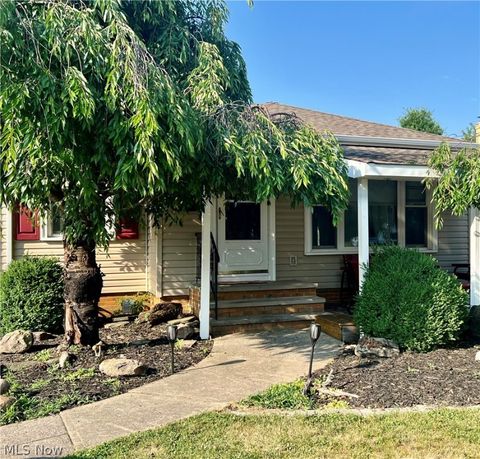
[195,232,220,320]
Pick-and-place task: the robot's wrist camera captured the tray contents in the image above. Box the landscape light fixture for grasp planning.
[303,323,321,396]
[167,325,178,375]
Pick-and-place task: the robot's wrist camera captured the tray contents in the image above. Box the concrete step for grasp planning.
[315,312,358,344]
[210,296,325,318]
[217,281,318,301]
[211,313,316,336]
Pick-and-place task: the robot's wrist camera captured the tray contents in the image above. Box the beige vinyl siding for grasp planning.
[276,197,343,288]
[13,225,148,294]
[161,212,201,296]
[436,212,469,271]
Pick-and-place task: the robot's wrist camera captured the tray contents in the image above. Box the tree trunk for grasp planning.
[64,240,103,345]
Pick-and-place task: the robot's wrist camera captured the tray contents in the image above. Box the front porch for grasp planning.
[192,164,479,340]
[190,280,357,340]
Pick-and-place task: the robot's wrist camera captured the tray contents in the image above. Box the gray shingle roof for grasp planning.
[262,102,471,165]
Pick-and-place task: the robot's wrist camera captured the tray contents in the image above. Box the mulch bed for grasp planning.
[313,343,480,409]
[0,321,212,424]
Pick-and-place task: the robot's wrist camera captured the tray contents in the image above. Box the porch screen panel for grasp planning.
[368,181,398,245]
[344,179,358,247]
[312,206,337,249]
[405,181,427,247]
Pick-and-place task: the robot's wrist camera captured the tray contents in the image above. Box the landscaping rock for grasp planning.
[99,358,147,377]
[104,322,129,329]
[148,303,182,326]
[0,330,33,354]
[0,378,10,395]
[112,316,131,323]
[0,395,15,412]
[135,311,150,324]
[33,331,58,342]
[176,321,199,340]
[167,316,197,326]
[59,351,75,368]
[475,351,480,362]
[355,336,400,359]
[181,340,197,350]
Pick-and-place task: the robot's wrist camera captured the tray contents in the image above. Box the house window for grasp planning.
[305,179,436,255]
[368,181,398,245]
[312,206,337,249]
[405,181,427,247]
[41,209,64,241]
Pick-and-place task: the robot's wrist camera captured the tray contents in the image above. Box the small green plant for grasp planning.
[103,378,121,393]
[241,380,314,410]
[34,349,53,362]
[354,246,469,352]
[29,379,51,391]
[323,399,350,410]
[61,367,95,382]
[0,257,64,335]
[174,339,185,350]
[116,292,153,316]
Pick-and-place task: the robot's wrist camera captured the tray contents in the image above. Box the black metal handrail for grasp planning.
[210,233,220,320]
[195,232,220,320]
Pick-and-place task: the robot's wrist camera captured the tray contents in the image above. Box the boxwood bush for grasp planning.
[0,257,64,335]
[354,246,469,352]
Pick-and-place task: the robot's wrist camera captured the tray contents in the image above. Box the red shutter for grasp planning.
[116,218,139,240]
[14,205,40,240]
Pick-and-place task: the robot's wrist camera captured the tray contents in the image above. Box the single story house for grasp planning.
[1,103,479,339]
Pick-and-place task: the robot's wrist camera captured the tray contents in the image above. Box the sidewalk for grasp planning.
[0,330,340,458]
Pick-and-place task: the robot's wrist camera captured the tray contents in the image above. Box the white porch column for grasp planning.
[470,207,480,306]
[357,178,369,290]
[199,201,212,339]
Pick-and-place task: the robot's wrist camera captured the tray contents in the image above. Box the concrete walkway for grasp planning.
[0,330,340,458]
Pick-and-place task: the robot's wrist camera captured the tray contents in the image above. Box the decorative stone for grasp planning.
[176,321,199,340]
[354,336,400,359]
[0,330,33,354]
[99,358,147,377]
[112,316,131,323]
[59,351,75,368]
[148,303,182,326]
[475,351,480,362]
[0,395,15,411]
[0,379,10,395]
[135,311,150,324]
[33,331,58,342]
[181,340,197,350]
[129,339,151,347]
[167,316,197,326]
[104,322,129,329]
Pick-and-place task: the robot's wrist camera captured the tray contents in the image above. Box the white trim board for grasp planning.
[347,160,434,179]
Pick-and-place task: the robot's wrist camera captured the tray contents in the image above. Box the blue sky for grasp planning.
[226,1,480,137]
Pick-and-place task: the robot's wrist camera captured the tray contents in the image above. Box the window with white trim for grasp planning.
[305,179,437,255]
[40,209,64,241]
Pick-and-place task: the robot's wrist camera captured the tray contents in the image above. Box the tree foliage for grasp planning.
[461,122,477,142]
[426,143,480,226]
[0,0,349,248]
[399,108,444,135]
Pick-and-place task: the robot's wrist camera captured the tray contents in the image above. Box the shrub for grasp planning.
[0,257,64,335]
[354,246,468,352]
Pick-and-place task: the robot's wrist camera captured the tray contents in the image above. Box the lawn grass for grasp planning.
[68,408,480,459]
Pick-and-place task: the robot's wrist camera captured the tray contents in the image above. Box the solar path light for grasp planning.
[167,325,178,375]
[303,323,321,396]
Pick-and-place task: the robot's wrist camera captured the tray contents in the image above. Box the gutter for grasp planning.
[336,134,477,150]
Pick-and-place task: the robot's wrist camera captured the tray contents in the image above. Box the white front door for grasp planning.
[217,199,272,281]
